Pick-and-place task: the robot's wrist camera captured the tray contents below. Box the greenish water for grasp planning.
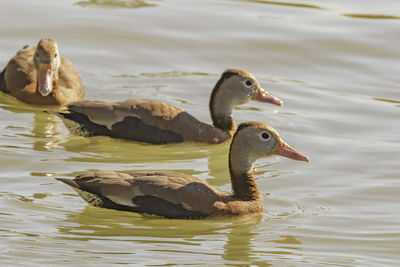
[0,0,399,266]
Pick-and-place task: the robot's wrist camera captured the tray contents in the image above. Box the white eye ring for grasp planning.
[244,79,253,87]
[260,131,271,141]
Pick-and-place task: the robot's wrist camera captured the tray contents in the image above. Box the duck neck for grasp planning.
[209,88,236,135]
[228,143,260,201]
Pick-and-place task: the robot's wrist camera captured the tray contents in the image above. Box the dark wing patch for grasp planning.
[132,195,206,219]
[69,189,206,218]
[111,116,184,144]
[58,175,206,218]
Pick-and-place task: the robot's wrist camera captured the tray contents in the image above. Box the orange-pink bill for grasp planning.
[38,63,53,96]
[274,139,309,162]
[254,87,283,106]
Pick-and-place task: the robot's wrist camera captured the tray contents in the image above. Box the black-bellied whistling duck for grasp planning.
[57,121,309,219]
[0,38,83,105]
[49,69,282,144]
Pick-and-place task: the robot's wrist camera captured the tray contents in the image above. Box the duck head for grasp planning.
[222,69,282,106]
[33,38,61,97]
[210,69,282,132]
[230,122,309,178]
[228,122,308,200]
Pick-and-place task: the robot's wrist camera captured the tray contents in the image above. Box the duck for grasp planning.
[57,121,309,219]
[49,69,282,144]
[0,38,83,105]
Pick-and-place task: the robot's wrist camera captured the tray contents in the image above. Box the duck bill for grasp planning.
[38,63,53,96]
[274,140,309,162]
[254,87,283,106]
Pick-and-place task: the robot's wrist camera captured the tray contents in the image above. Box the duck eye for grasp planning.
[244,79,253,87]
[54,53,58,57]
[35,53,39,58]
[260,131,271,140]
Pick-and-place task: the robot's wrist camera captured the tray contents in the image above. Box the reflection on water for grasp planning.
[32,113,66,152]
[75,0,155,9]
[223,218,263,265]
[240,1,400,22]
[0,93,42,114]
[373,97,400,107]
[0,192,34,203]
[58,205,242,238]
[57,135,213,165]
[239,0,322,10]
[114,71,213,79]
[343,14,400,20]
[0,96,68,152]
[58,206,270,264]
[1,0,400,265]
[57,206,303,266]
[272,235,302,250]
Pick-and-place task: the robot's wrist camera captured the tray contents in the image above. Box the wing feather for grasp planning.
[64,171,226,216]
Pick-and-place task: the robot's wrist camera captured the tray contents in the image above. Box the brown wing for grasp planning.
[59,99,230,144]
[3,46,36,97]
[52,56,84,105]
[58,171,228,218]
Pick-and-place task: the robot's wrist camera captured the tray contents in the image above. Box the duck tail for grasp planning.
[56,178,79,189]
[56,177,107,208]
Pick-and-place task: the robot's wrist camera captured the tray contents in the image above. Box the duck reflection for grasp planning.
[222,214,264,264]
[31,112,66,151]
[224,222,303,265]
[57,206,302,264]
[58,205,227,239]
[57,206,267,265]
[0,97,66,151]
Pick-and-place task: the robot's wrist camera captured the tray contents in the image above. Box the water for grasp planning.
[0,0,399,266]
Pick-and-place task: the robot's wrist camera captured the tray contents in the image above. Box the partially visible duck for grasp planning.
[57,121,309,219]
[49,69,282,144]
[0,38,83,105]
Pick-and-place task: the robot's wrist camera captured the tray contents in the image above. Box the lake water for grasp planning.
[0,0,399,266]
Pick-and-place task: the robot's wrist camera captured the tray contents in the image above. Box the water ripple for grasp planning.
[75,0,155,9]
[343,13,400,20]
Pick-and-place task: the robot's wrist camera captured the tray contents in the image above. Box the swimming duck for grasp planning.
[57,121,309,219]
[50,69,282,144]
[0,38,83,105]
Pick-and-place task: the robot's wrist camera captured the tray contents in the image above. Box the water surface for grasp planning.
[0,0,399,266]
